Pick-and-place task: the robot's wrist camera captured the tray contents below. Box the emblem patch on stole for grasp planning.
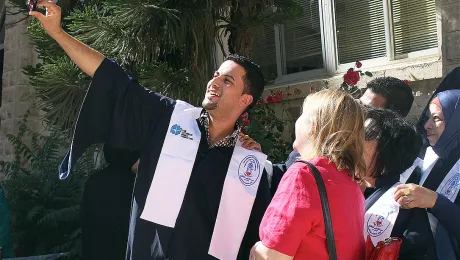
[170,124,193,140]
[238,155,261,186]
[170,124,182,135]
[440,173,460,200]
[366,204,397,237]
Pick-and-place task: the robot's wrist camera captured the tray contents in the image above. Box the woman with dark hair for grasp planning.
[362,107,436,259]
[361,108,423,195]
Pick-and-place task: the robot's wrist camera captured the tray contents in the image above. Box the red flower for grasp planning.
[243,119,251,126]
[273,97,280,103]
[270,90,287,101]
[258,98,265,105]
[355,61,362,69]
[241,112,248,119]
[403,79,411,86]
[343,70,360,86]
[266,95,274,103]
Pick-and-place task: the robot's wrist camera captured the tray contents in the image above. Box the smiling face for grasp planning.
[202,60,253,118]
[425,102,445,146]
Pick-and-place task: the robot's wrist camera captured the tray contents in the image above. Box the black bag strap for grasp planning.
[297,160,337,260]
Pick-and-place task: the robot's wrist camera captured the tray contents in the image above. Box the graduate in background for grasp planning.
[81,144,139,260]
[30,2,270,260]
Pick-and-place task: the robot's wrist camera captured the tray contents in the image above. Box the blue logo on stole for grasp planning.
[170,124,194,140]
[170,124,182,135]
[238,155,261,186]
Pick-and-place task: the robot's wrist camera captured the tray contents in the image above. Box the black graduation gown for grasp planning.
[60,59,271,260]
[81,164,136,260]
[365,170,437,260]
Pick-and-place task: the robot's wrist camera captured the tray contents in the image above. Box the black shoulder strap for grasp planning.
[297,160,338,260]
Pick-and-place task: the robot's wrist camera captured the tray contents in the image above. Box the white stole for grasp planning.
[420,147,460,234]
[364,183,401,246]
[140,100,267,260]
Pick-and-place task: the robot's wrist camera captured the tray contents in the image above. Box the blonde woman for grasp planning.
[252,89,366,260]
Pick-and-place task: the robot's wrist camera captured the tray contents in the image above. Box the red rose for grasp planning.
[258,98,265,105]
[241,112,248,119]
[355,61,362,68]
[403,79,411,86]
[266,95,274,103]
[273,97,280,103]
[243,119,250,126]
[343,70,360,86]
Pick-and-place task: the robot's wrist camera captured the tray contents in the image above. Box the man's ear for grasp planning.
[240,94,253,108]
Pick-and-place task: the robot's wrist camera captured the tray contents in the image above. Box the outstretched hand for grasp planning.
[29,0,63,37]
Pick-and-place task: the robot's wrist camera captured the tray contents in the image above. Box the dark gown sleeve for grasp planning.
[59,58,175,179]
[431,195,460,242]
[393,208,436,260]
[237,170,271,260]
[270,163,286,195]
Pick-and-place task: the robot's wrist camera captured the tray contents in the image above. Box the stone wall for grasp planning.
[441,0,460,74]
[0,2,41,166]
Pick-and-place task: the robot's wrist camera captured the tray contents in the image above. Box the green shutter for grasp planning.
[392,0,437,56]
[335,0,387,64]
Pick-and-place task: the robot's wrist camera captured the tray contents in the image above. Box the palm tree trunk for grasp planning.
[227,0,254,57]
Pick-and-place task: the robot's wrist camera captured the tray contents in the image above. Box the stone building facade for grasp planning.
[1,1,41,165]
[1,0,460,164]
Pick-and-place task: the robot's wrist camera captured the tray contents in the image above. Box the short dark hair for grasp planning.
[224,54,265,111]
[364,107,422,181]
[365,77,414,117]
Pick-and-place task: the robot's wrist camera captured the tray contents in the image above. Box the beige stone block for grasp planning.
[0,131,7,141]
[3,49,19,72]
[15,85,33,102]
[0,104,14,121]
[441,0,460,6]
[19,48,34,66]
[1,119,17,137]
[15,101,33,118]
[443,63,460,75]
[8,70,29,86]
[443,2,460,32]
[3,26,17,51]
[1,87,15,104]
[2,72,10,89]
[446,31,460,60]
[27,118,45,133]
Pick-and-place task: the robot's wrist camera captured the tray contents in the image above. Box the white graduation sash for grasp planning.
[139,100,267,260]
[364,183,401,246]
[421,147,460,234]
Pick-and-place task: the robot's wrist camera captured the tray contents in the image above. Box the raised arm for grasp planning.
[30,0,103,77]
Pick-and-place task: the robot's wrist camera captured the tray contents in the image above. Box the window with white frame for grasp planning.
[251,0,438,83]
